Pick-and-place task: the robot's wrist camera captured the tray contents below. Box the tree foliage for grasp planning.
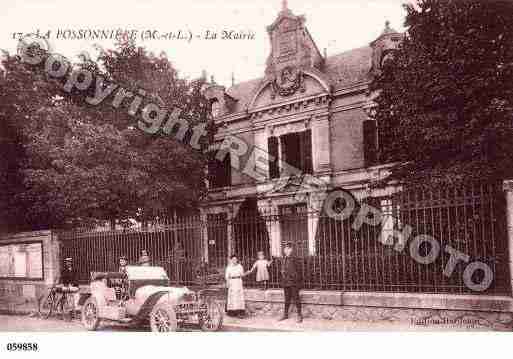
[0,40,213,231]
[371,0,513,184]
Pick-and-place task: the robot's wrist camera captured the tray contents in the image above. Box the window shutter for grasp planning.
[207,151,218,188]
[363,120,378,167]
[268,136,280,179]
[300,130,313,174]
[223,153,232,187]
[207,151,231,188]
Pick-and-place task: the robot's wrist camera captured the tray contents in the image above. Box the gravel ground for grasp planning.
[0,314,284,332]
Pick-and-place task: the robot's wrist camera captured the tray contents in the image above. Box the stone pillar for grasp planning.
[311,114,331,174]
[307,192,327,256]
[254,127,270,175]
[277,136,283,175]
[503,180,513,295]
[44,231,60,286]
[307,206,318,256]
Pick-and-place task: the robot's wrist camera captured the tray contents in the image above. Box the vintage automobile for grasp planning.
[79,266,223,332]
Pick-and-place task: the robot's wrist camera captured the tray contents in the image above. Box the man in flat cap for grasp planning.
[116,255,129,301]
[61,257,79,288]
[60,257,80,317]
[278,242,303,323]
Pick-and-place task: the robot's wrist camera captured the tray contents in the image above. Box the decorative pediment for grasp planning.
[248,70,331,111]
[266,3,304,33]
[264,2,323,83]
[270,65,305,99]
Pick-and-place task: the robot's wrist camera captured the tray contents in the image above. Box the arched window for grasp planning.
[380,49,397,68]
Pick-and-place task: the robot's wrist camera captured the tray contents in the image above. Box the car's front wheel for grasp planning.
[81,297,100,331]
[149,304,177,332]
[199,301,223,332]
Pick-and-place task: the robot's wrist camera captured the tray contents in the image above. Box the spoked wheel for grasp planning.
[149,304,177,332]
[81,298,100,331]
[199,301,223,332]
[39,292,55,319]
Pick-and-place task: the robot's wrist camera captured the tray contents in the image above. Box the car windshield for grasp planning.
[124,266,169,281]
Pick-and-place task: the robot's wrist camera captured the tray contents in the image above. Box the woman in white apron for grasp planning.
[225,255,246,318]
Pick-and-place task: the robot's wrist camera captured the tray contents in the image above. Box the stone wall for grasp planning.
[243,289,513,331]
[0,230,59,314]
[329,106,367,172]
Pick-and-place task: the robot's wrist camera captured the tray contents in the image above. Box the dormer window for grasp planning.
[201,84,236,117]
[211,99,222,118]
[380,50,396,67]
[370,21,402,73]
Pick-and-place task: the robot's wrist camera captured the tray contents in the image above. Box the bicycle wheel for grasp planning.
[60,294,74,321]
[39,293,54,319]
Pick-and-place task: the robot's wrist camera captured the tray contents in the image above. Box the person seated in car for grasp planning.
[115,255,129,301]
[119,255,128,274]
[138,250,151,266]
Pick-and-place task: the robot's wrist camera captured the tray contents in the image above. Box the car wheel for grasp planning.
[149,304,177,332]
[81,297,100,331]
[39,293,54,319]
[199,301,223,332]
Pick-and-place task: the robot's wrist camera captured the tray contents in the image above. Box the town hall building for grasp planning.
[201,2,403,266]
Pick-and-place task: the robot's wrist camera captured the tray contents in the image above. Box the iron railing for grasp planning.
[58,182,510,295]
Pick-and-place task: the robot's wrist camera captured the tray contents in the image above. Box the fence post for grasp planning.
[227,207,233,258]
[200,211,209,263]
[503,180,513,296]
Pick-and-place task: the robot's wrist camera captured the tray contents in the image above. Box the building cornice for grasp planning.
[214,79,372,125]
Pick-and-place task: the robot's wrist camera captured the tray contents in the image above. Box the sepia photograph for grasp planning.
[0,0,512,357]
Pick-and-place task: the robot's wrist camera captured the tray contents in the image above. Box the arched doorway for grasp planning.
[232,198,270,260]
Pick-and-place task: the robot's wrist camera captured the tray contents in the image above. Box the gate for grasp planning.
[58,181,510,295]
[59,215,204,286]
[279,204,309,257]
[206,213,228,269]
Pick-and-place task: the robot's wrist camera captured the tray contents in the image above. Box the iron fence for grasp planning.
[59,181,510,295]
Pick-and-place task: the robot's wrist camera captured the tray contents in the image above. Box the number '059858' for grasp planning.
[6,343,39,351]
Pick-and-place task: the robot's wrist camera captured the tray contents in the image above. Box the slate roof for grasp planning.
[324,46,373,90]
[225,77,264,114]
[224,45,374,114]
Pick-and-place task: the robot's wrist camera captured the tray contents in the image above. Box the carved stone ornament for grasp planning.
[270,65,305,99]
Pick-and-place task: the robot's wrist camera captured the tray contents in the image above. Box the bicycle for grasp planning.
[39,285,78,321]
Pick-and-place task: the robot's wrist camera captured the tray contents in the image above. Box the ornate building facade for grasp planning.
[201,3,403,265]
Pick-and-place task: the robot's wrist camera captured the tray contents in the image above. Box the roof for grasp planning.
[324,46,373,89]
[224,46,373,113]
[225,77,264,113]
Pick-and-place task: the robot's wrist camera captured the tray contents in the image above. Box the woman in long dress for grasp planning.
[225,255,246,318]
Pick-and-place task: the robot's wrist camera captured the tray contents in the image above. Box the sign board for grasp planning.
[0,242,43,280]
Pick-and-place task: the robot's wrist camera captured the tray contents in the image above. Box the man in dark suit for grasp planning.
[61,257,78,287]
[116,255,129,300]
[278,242,303,323]
[60,257,79,318]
